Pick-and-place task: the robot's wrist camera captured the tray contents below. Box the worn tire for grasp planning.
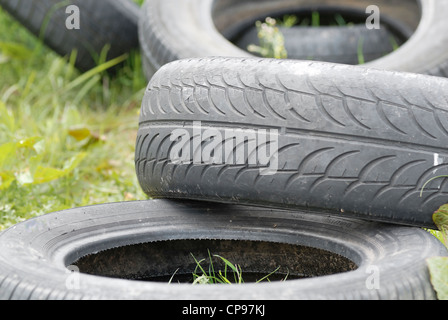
[136,58,448,229]
[139,0,448,79]
[0,200,445,300]
[0,0,140,72]
[235,24,400,65]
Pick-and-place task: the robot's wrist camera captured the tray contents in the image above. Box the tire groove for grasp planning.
[137,121,448,155]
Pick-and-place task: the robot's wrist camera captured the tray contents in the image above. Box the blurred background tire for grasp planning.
[235,25,401,65]
[0,0,140,72]
[139,0,448,79]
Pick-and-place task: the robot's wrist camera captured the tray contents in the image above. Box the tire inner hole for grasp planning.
[73,240,358,284]
[228,7,410,64]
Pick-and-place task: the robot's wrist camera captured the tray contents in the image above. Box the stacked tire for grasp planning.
[0,0,447,300]
[136,57,448,230]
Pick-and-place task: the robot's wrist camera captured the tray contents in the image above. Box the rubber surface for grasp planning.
[136,58,448,229]
[139,0,448,78]
[0,0,140,71]
[0,200,445,300]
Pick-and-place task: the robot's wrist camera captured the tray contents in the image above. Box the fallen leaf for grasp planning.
[0,171,15,190]
[0,142,17,168]
[68,127,91,141]
[31,152,87,185]
[427,257,448,300]
[434,205,448,247]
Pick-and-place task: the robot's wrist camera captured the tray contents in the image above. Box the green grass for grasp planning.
[0,6,147,231]
[168,250,287,285]
[247,17,288,59]
[248,13,401,65]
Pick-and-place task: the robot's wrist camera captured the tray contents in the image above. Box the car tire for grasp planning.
[0,200,445,300]
[138,0,448,78]
[0,0,140,72]
[136,57,448,229]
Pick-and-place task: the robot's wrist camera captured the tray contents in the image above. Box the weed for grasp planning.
[247,12,400,64]
[427,204,448,300]
[247,17,288,59]
[168,250,288,285]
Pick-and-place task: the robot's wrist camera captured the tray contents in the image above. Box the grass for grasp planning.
[248,12,401,65]
[0,5,147,231]
[247,17,288,59]
[168,250,287,285]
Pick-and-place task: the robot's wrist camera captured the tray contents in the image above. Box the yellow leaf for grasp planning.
[0,142,16,168]
[0,171,15,190]
[32,152,87,185]
[68,127,91,141]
